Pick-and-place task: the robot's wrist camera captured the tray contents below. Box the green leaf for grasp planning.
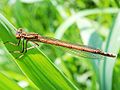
[101,12,120,90]
[0,14,78,90]
[0,72,22,90]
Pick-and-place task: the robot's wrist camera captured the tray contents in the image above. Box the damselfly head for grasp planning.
[16,28,23,39]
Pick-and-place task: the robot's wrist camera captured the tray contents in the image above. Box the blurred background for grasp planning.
[0,0,120,90]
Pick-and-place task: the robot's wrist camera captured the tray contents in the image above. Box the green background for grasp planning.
[0,0,120,90]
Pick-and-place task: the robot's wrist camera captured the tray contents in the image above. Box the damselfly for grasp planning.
[5,28,116,59]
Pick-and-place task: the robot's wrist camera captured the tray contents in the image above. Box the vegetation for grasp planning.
[0,0,120,90]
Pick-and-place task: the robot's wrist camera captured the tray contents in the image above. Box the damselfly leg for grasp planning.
[24,40,39,53]
[21,39,25,53]
[4,39,21,46]
[4,38,39,59]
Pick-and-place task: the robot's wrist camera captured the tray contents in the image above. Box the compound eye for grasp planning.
[17,28,23,34]
[16,29,22,39]
[16,32,20,34]
[16,31,20,35]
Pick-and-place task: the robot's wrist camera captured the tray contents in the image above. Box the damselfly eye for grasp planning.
[17,28,23,34]
[16,28,23,39]
[16,32,20,34]
[16,31,21,35]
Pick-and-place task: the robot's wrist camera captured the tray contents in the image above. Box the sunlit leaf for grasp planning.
[0,14,78,90]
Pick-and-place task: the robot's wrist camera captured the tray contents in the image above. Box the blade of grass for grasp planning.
[0,72,22,90]
[88,32,103,90]
[0,14,78,90]
[101,12,120,90]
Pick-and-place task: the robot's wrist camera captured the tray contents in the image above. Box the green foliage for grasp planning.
[0,72,22,90]
[0,0,120,90]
